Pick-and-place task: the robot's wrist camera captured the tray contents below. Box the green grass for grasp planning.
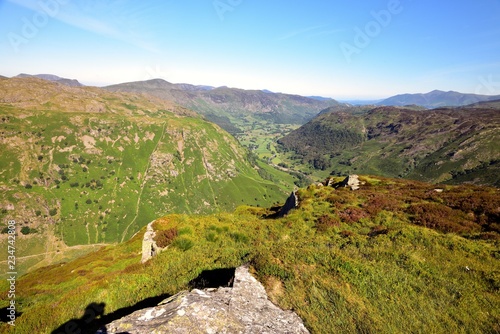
[1,176,498,333]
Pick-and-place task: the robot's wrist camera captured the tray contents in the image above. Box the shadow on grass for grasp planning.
[188,267,236,289]
[51,292,172,334]
[51,268,238,333]
[0,306,22,324]
[265,191,298,219]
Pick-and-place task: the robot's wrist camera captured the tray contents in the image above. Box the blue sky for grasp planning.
[1,0,499,99]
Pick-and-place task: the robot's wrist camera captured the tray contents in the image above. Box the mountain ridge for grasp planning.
[104,78,343,132]
[378,90,500,108]
[7,73,500,109]
[15,73,84,87]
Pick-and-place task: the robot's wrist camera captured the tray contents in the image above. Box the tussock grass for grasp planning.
[1,176,499,333]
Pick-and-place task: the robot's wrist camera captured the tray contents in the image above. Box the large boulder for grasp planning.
[103,265,310,333]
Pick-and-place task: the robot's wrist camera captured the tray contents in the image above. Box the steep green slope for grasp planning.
[0,77,293,274]
[278,106,500,186]
[1,176,498,333]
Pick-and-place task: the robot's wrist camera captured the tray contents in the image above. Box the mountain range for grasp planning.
[3,74,500,187]
[104,79,342,133]
[8,73,500,110]
[15,73,84,87]
[0,73,499,333]
[377,90,500,108]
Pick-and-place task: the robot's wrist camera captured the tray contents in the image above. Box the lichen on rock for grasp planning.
[103,265,310,333]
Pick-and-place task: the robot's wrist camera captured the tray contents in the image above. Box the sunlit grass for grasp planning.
[1,176,498,333]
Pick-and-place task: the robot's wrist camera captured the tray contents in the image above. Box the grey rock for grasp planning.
[141,221,162,263]
[340,174,361,190]
[104,265,310,334]
[326,177,336,187]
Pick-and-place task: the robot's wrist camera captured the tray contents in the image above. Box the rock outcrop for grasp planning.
[340,174,361,190]
[141,221,162,263]
[275,191,299,217]
[103,265,310,333]
[324,175,362,190]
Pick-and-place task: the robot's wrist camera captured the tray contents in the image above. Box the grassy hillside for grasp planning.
[278,106,500,186]
[1,176,498,333]
[0,77,294,274]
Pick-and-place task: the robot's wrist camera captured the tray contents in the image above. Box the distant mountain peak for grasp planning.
[144,78,172,84]
[15,73,83,87]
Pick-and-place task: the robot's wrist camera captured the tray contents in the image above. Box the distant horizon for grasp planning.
[1,1,499,100]
[1,70,414,100]
[5,71,500,101]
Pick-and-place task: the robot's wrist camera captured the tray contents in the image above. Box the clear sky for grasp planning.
[1,0,499,99]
